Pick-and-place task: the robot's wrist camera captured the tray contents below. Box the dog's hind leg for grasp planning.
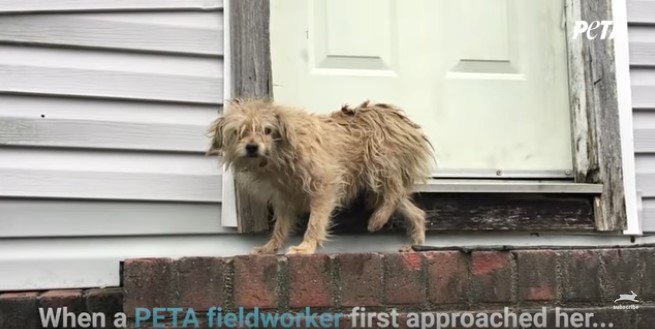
[397,197,426,246]
[367,195,402,232]
[252,205,297,255]
[287,192,337,255]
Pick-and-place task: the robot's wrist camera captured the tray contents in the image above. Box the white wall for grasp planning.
[0,0,229,290]
[628,0,655,231]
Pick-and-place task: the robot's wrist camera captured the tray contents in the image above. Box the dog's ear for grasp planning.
[207,116,225,156]
[275,110,297,147]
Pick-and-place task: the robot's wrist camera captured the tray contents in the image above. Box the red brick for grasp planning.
[638,306,655,329]
[0,292,39,329]
[561,250,601,303]
[38,289,85,313]
[383,253,426,305]
[288,254,332,307]
[233,255,280,309]
[85,287,123,318]
[471,251,514,303]
[176,257,227,310]
[643,248,655,302]
[336,253,383,306]
[425,251,468,305]
[600,248,644,303]
[515,250,558,302]
[123,258,175,317]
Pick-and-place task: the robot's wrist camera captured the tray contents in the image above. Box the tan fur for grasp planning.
[208,99,433,254]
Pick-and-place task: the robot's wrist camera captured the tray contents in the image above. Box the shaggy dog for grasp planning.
[208,99,433,254]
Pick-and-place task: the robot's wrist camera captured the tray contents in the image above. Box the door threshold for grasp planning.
[415,179,602,194]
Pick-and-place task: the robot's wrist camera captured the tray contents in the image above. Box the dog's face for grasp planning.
[208,99,291,167]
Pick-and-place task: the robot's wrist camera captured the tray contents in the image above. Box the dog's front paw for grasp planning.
[251,244,278,255]
[286,242,316,255]
[399,244,415,253]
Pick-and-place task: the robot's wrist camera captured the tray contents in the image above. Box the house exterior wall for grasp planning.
[628,0,655,231]
[0,1,228,290]
[0,0,651,291]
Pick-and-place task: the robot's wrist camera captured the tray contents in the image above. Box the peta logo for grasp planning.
[614,291,639,303]
[573,20,615,40]
[613,291,640,310]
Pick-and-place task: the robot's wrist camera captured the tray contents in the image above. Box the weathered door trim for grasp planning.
[565,0,627,231]
[229,0,272,233]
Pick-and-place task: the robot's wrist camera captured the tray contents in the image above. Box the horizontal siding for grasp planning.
[634,110,655,152]
[636,155,655,195]
[0,148,220,173]
[637,172,655,196]
[0,44,223,103]
[0,14,223,55]
[0,117,208,152]
[629,1,655,231]
[0,6,225,247]
[0,44,222,75]
[0,64,222,104]
[628,0,655,24]
[0,200,225,237]
[0,94,214,151]
[0,169,221,202]
[631,68,655,109]
[0,0,223,13]
[629,26,655,66]
[0,94,218,125]
[0,148,222,201]
[643,199,655,231]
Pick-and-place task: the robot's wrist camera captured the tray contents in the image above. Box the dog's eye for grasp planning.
[264,127,272,135]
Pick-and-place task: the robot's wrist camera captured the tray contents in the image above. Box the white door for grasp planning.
[270,0,572,178]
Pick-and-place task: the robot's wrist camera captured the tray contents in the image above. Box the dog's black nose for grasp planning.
[245,143,259,155]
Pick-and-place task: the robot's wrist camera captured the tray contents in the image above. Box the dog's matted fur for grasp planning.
[208,99,433,254]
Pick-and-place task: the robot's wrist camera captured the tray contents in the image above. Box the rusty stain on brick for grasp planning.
[401,252,423,270]
[472,251,511,276]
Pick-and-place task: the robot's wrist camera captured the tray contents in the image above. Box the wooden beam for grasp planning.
[230,0,272,233]
[415,180,603,194]
[324,193,596,233]
[565,0,627,231]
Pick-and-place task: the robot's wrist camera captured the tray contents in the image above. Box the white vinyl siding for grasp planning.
[0,1,226,290]
[628,0,655,231]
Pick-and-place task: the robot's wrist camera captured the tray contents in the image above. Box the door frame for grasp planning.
[224,0,635,233]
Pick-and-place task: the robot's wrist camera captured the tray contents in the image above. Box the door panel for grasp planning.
[271,0,572,177]
[315,0,395,71]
